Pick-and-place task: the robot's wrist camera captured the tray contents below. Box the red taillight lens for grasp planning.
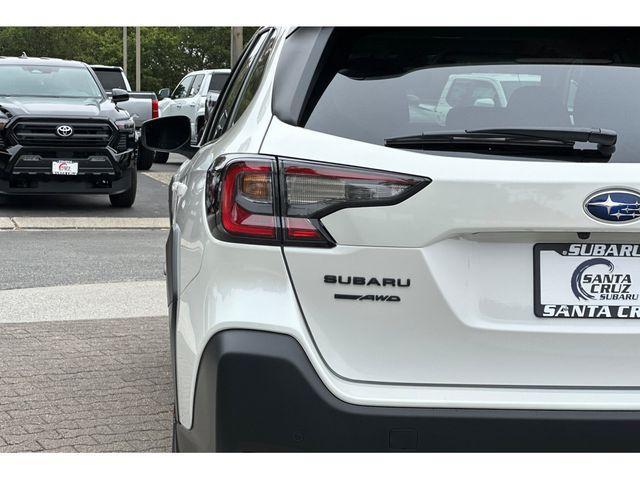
[284,217,323,240]
[220,161,276,239]
[151,99,159,119]
[281,160,427,244]
[207,156,429,247]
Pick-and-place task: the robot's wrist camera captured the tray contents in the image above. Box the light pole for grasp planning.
[135,27,141,91]
[122,27,127,77]
[230,27,243,67]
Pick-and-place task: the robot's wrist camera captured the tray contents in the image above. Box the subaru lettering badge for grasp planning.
[56,125,74,137]
[584,189,640,224]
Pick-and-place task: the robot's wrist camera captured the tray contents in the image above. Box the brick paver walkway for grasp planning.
[0,316,172,452]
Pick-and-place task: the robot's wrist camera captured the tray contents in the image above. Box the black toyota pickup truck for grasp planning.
[0,56,137,207]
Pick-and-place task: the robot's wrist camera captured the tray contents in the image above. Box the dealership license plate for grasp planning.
[51,160,78,175]
[534,243,640,319]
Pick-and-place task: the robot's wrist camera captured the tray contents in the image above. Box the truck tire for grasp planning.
[137,145,155,171]
[155,152,169,164]
[109,166,137,208]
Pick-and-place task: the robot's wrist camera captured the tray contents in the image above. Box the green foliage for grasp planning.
[0,27,258,93]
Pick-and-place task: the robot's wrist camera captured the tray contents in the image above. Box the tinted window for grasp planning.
[230,33,276,126]
[209,73,229,92]
[302,28,640,162]
[211,32,269,139]
[445,79,499,108]
[0,64,102,98]
[93,69,128,91]
[172,75,194,99]
[189,74,205,96]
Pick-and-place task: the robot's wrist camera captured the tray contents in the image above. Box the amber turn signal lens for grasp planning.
[241,173,272,201]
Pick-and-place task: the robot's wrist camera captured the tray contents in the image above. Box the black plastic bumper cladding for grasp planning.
[176,329,640,452]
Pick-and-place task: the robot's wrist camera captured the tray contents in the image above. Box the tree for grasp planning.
[0,27,258,92]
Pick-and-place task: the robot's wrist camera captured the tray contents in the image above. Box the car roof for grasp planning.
[0,56,87,68]
[90,65,123,71]
[185,69,231,76]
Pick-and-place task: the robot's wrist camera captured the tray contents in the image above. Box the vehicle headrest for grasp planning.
[505,85,570,126]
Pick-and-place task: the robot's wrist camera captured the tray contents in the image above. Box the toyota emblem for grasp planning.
[56,125,74,137]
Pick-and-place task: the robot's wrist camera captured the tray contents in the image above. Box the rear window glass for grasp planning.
[209,73,229,92]
[303,28,640,162]
[93,69,128,91]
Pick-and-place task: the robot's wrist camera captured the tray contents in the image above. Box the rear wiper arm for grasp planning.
[385,127,618,160]
[468,127,617,148]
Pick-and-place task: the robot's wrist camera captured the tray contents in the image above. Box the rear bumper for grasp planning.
[176,329,640,452]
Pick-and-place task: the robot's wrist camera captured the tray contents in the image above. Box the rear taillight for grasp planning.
[206,156,429,247]
[152,99,159,119]
[220,161,276,239]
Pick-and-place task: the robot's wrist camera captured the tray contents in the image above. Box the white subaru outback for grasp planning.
[142,27,640,452]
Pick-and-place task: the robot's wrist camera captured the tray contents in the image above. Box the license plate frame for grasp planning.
[534,243,640,319]
[52,160,79,176]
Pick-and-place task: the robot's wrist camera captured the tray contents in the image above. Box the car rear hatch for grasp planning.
[265,27,640,388]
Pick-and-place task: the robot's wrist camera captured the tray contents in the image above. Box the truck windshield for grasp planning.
[302,28,640,163]
[0,65,103,99]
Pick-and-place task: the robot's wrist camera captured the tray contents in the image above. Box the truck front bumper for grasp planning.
[0,147,135,195]
[176,329,640,452]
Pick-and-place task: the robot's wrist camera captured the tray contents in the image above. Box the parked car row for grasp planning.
[0,54,229,207]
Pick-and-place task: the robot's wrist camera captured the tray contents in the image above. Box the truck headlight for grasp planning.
[115,118,135,131]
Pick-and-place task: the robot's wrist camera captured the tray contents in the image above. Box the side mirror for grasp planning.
[158,88,171,100]
[141,115,197,159]
[474,98,495,108]
[111,88,130,104]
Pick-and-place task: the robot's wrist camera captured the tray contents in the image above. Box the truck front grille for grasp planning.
[11,120,115,147]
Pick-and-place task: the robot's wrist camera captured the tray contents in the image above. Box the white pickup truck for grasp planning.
[156,69,230,163]
[410,73,541,126]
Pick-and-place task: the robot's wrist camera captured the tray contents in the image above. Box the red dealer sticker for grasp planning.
[52,160,79,175]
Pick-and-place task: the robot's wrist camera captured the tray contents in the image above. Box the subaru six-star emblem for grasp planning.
[584,189,640,223]
[55,125,74,137]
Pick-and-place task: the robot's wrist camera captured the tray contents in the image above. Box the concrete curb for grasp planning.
[1,217,170,230]
[0,217,15,229]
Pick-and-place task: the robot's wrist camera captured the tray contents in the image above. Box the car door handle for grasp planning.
[188,102,196,107]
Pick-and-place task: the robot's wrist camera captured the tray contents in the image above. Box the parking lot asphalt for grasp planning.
[0,230,166,290]
[0,154,183,452]
[0,157,181,219]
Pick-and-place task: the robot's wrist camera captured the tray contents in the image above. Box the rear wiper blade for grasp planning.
[385,127,618,160]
